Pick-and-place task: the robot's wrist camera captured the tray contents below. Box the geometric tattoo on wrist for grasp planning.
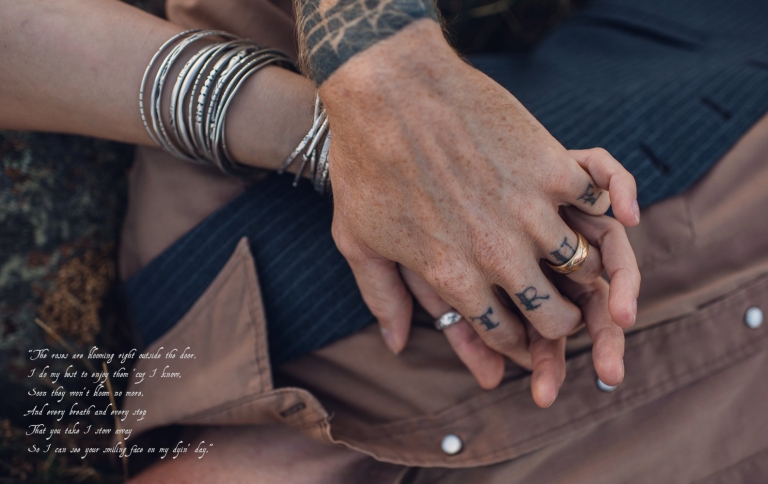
[296,0,438,85]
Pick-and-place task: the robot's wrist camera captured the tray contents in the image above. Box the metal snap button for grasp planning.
[441,434,463,455]
[745,307,763,329]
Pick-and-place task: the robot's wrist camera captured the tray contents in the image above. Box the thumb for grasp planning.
[346,251,413,354]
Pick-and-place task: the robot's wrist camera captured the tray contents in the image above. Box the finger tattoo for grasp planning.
[471,307,500,331]
[550,237,576,263]
[515,286,550,311]
[577,183,603,206]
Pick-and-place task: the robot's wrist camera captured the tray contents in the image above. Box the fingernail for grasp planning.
[546,387,559,408]
[620,358,625,383]
[632,298,638,324]
[380,327,399,354]
[632,199,641,223]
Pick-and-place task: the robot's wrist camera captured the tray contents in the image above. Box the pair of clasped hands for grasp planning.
[318,22,641,408]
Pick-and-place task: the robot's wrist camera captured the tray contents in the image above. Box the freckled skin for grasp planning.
[322,22,580,331]
[311,19,639,398]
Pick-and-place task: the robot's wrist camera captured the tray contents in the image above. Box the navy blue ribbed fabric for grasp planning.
[473,0,768,206]
[125,0,768,365]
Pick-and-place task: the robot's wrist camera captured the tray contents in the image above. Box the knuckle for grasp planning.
[623,171,638,191]
[576,257,603,283]
[590,147,612,161]
[367,295,402,321]
[605,217,626,236]
[483,329,523,354]
[512,205,551,243]
[537,324,570,340]
[331,224,359,258]
[449,327,480,354]
[471,230,512,273]
[547,166,574,198]
[537,311,581,340]
[591,192,612,214]
[364,285,411,322]
[424,262,476,301]
[593,325,623,345]
[537,324,568,340]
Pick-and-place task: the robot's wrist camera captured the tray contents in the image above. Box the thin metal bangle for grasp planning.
[315,131,332,195]
[139,29,200,149]
[211,53,286,173]
[205,49,262,170]
[155,30,236,160]
[150,30,213,159]
[278,110,327,174]
[186,41,244,157]
[150,30,232,160]
[210,51,264,171]
[190,40,252,157]
[193,43,243,159]
[142,30,302,180]
[174,43,219,160]
[207,50,287,168]
[170,38,237,160]
[205,48,289,147]
[216,56,293,176]
[170,42,216,161]
[200,46,259,161]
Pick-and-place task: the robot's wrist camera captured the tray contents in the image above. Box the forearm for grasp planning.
[0,0,313,169]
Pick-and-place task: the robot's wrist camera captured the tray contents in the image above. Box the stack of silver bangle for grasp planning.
[278,94,332,195]
[139,29,296,177]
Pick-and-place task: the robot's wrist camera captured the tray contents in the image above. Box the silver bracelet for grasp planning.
[151,30,234,161]
[279,94,332,195]
[139,29,200,150]
[139,30,295,178]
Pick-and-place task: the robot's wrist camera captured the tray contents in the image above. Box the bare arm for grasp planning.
[0,0,314,170]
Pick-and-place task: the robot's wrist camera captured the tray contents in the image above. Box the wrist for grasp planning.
[318,20,460,114]
[226,66,315,172]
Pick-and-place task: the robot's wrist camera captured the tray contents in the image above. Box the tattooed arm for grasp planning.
[293,1,641,402]
[296,0,439,86]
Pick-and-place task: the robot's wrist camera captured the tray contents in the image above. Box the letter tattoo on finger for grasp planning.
[515,286,550,311]
[577,183,603,206]
[471,307,500,331]
[550,237,576,263]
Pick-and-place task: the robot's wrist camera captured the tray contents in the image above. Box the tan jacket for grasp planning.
[117,0,768,481]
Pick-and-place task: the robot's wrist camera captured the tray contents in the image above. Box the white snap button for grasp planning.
[745,307,763,329]
[441,434,463,455]
[596,377,619,393]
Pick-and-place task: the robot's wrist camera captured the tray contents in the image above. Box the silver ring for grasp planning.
[434,311,463,331]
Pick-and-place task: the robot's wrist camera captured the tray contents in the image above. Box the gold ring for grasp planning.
[547,232,590,275]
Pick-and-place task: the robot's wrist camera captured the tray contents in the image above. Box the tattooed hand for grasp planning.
[300,14,640,390]
[401,206,634,407]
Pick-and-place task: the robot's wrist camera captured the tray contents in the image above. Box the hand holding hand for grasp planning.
[320,21,640,388]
